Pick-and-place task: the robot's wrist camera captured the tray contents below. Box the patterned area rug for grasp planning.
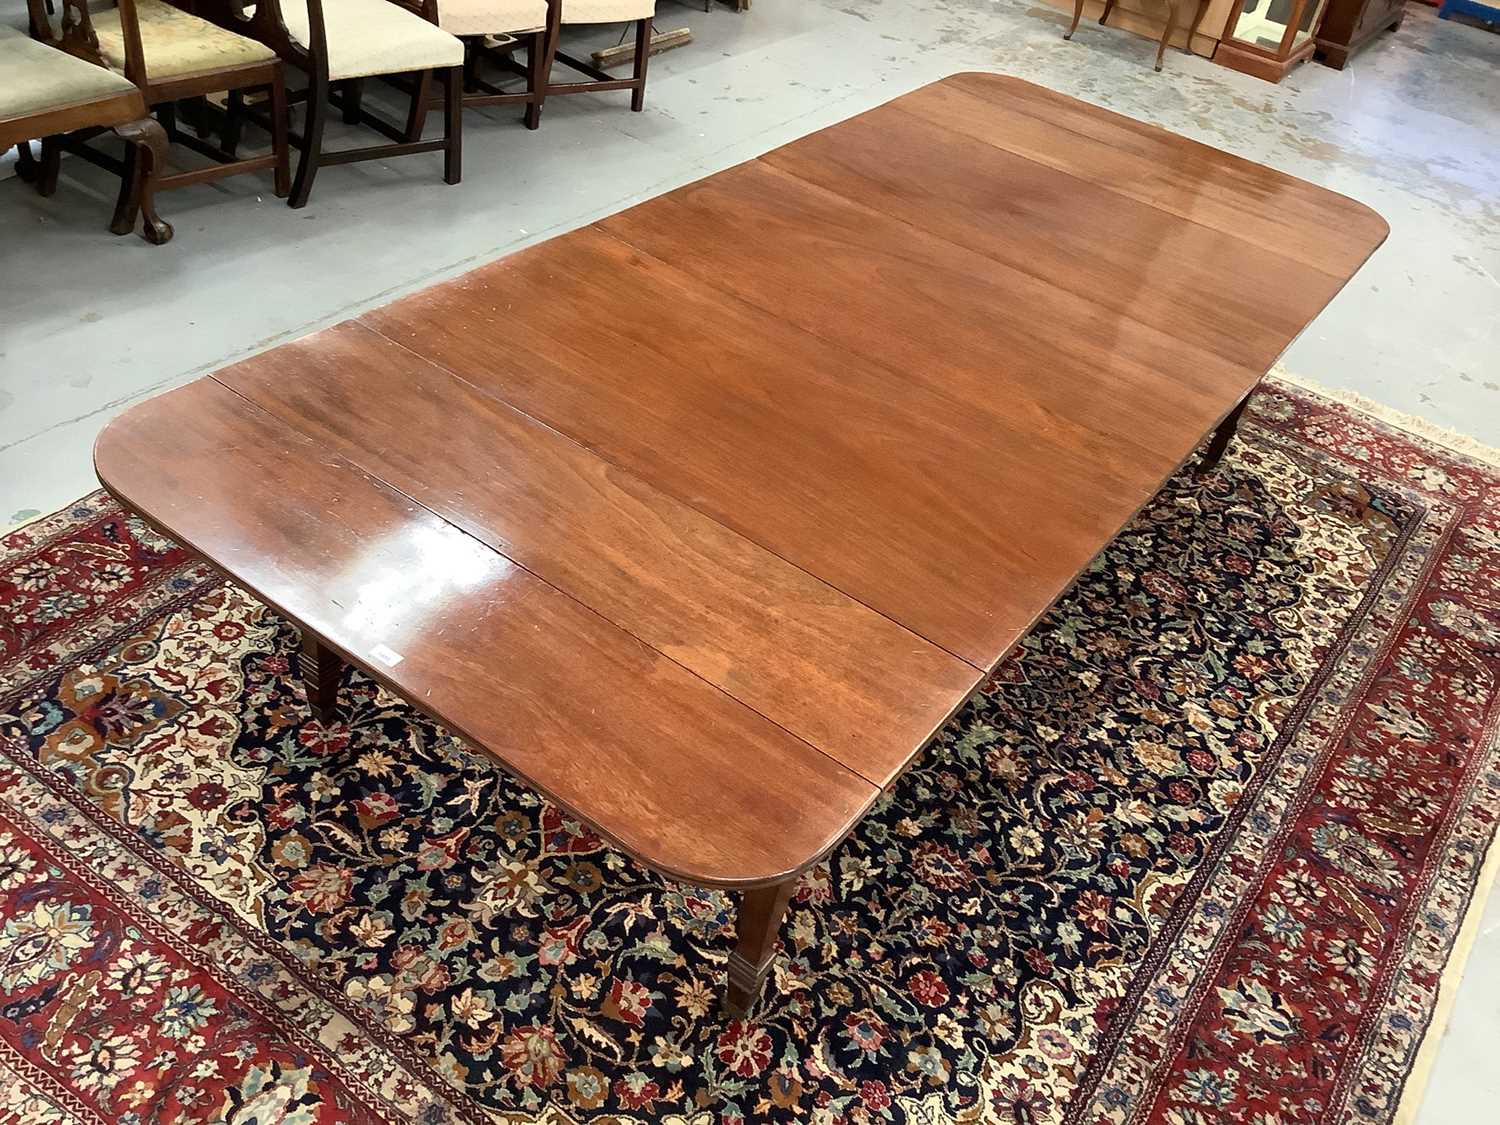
[1,379,1498,1125]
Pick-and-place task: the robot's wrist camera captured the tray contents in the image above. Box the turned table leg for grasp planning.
[724,879,795,1016]
[1196,392,1250,475]
[298,631,345,724]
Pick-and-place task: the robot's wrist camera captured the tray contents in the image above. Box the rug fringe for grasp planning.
[1268,366,1500,470]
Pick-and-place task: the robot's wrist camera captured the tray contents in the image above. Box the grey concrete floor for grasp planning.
[1,0,1498,1119]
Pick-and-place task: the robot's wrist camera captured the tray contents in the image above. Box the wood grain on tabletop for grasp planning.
[214,320,982,786]
[95,378,880,889]
[95,73,1388,887]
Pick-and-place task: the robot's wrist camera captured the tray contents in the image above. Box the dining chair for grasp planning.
[412,0,547,128]
[37,0,289,234]
[1064,0,1210,72]
[2,21,172,241]
[209,0,464,207]
[533,0,655,123]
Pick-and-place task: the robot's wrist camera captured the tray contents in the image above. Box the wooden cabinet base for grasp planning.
[1316,0,1405,71]
[1213,37,1317,82]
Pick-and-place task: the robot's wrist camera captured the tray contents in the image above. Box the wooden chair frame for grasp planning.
[8,4,172,241]
[533,1,651,123]
[460,30,546,129]
[31,0,289,239]
[205,0,461,207]
[387,0,546,129]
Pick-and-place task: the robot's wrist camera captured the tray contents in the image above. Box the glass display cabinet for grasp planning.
[1215,0,1332,81]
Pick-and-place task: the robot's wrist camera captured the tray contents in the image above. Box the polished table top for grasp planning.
[95,73,1388,891]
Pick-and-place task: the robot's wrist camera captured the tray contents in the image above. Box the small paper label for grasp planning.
[370,644,404,668]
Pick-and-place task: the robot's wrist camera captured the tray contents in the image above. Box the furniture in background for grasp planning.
[1315,0,1404,68]
[43,0,289,237]
[536,0,655,121]
[1437,0,1500,19]
[417,0,547,128]
[1045,0,1235,61]
[95,73,1388,1015]
[1,22,171,241]
[1215,0,1333,79]
[7,0,708,230]
[1065,0,1211,69]
[214,0,464,206]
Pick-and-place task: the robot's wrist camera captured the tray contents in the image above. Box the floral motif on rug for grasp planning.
[0,380,1497,1125]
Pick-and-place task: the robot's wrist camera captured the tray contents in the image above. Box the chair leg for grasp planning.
[109,140,139,234]
[111,117,172,244]
[222,89,245,157]
[269,73,290,198]
[443,65,462,186]
[1155,0,1180,70]
[463,44,480,92]
[37,137,61,197]
[1186,0,1210,52]
[182,95,215,138]
[134,124,172,245]
[289,73,327,209]
[631,17,650,112]
[1100,0,1118,23]
[1065,0,1085,38]
[534,25,559,127]
[341,78,364,125]
[523,29,545,129]
[13,141,39,183]
[157,100,179,143]
[405,70,433,143]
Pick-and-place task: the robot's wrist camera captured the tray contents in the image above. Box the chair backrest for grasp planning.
[190,0,318,69]
[26,0,93,50]
[27,0,148,87]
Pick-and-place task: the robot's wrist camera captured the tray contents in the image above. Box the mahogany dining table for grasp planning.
[94,73,1387,1015]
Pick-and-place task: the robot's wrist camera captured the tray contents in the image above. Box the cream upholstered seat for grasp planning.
[0,24,138,118]
[560,0,654,21]
[92,0,276,80]
[435,0,546,37]
[280,0,463,81]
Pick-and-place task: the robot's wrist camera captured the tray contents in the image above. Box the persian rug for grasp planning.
[1,378,1498,1125]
